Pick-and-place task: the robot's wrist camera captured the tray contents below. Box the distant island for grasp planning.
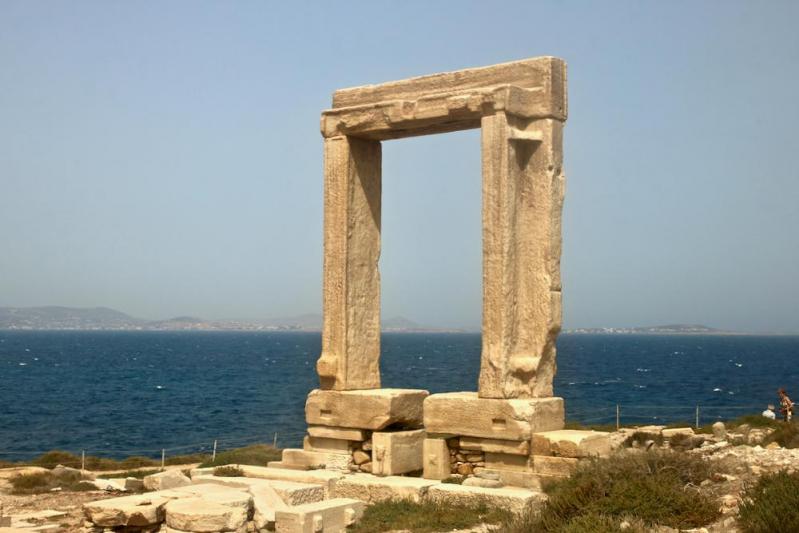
[0,306,463,333]
[563,324,736,335]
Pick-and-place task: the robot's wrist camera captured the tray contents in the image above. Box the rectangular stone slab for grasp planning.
[532,430,611,458]
[424,392,564,440]
[306,388,428,430]
[372,429,425,476]
[307,425,368,441]
[332,57,564,111]
[422,438,451,480]
[275,498,365,533]
[280,449,352,471]
[426,484,544,515]
[332,474,438,503]
[459,436,530,456]
[303,436,352,455]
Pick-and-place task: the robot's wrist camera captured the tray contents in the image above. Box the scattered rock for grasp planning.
[712,422,726,440]
[143,470,192,491]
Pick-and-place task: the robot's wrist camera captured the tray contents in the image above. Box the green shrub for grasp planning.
[30,450,81,469]
[10,469,94,494]
[199,444,281,468]
[214,465,244,477]
[507,451,719,532]
[624,431,663,448]
[738,470,799,533]
[349,498,510,533]
[441,476,463,484]
[732,414,782,430]
[763,422,799,449]
[505,510,647,533]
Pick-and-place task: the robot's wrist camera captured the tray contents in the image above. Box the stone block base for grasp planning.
[424,392,564,440]
[426,484,544,515]
[306,388,428,430]
[372,429,425,475]
[279,449,353,471]
[332,474,438,503]
[423,438,451,480]
[275,498,365,533]
[532,429,611,458]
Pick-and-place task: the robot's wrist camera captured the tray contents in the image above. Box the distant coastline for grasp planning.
[0,306,782,335]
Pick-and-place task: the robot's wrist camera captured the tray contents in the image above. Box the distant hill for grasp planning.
[0,306,143,330]
[0,306,450,332]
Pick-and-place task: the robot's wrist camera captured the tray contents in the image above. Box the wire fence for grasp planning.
[0,404,774,465]
[568,403,769,429]
[0,431,292,467]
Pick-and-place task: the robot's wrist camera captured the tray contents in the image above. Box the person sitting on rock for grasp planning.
[762,404,777,420]
[777,388,794,422]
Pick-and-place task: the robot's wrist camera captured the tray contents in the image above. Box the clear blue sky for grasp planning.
[1,1,797,333]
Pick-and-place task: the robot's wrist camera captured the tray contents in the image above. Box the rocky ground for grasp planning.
[1,425,797,532]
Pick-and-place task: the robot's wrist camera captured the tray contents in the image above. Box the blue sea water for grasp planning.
[0,331,797,460]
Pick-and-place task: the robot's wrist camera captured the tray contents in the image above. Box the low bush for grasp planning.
[738,470,799,533]
[763,422,799,449]
[199,444,281,468]
[214,465,244,477]
[504,450,720,532]
[349,498,511,533]
[731,414,783,430]
[10,469,95,495]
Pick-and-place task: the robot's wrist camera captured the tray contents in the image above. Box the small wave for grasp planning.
[713,387,723,392]
[24,348,30,352]
[19,362,27,366]
[636,368,650,372]
[155,385,165,390]
[634,385,647,389]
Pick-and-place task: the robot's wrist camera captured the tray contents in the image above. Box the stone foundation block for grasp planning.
[532,430,611,458]
[332,473,437,503]
[531,456,578,477]
[422,438,451,480]
[280,449,353,471]
[305,388,428,430]
[236,465,344,497]
[425,484,544,515]
[83,494,173,527]
[372,429,425,475]
[424,392,564,440]
[303,436,352,455]
[190,476,324,507]
[275,498,365,533]
[662,427,695,438]
[459,436,530,455]
[307,425,368,441]
[164,497,248,532]
[479,468,543,490]
[143,470,192,491]
[484,452,531,472]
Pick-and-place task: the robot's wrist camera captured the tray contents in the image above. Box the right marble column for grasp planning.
[479,111,565,399]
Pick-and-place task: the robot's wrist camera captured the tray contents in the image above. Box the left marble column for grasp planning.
[316,135,382,390]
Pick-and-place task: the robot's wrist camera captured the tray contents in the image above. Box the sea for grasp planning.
[1,331,797,461]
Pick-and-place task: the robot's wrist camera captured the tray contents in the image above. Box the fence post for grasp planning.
[81,450,85,471]
[616,404,620,430]
[273,432,278,448]
[695,405,700,429]
[212,440,217,463]
[161,449,165,470]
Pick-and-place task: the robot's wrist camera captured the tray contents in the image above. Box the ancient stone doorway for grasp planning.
[315,57,567,400]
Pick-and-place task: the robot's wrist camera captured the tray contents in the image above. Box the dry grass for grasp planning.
[10,470,96,495]
[349,498,511,533]
[738,470,799,533]
[503,450,720,532]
